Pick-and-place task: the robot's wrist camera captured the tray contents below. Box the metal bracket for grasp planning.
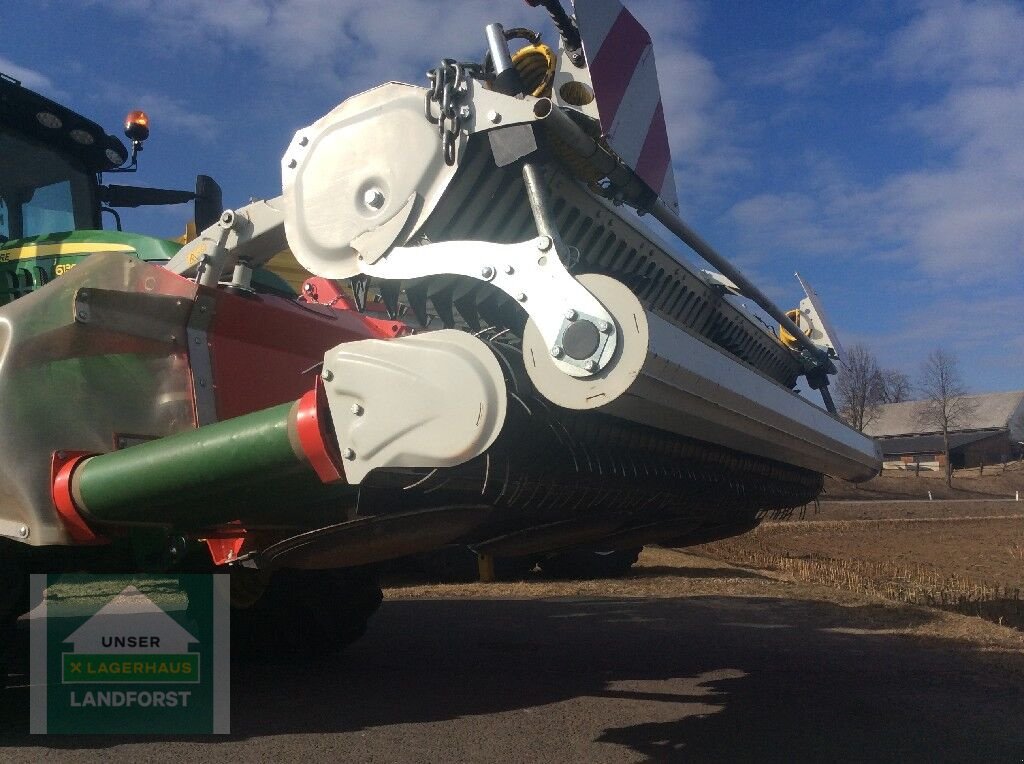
[73,288,191,345]
[552,308,615,372]
[364,238,616,377]
[186,294,217,426]
[165,197,288,279]
[0,517,30,541]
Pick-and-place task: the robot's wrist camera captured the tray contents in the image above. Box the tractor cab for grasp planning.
[0,71,243,302]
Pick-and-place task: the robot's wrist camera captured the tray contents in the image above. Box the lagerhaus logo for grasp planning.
[30,574,229,734]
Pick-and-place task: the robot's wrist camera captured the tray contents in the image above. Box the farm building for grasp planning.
[864,390,1024,470]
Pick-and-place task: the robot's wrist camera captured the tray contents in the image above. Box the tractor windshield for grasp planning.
[0,126,97,242]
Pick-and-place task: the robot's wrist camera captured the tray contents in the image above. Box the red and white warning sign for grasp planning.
[573,0,678,210]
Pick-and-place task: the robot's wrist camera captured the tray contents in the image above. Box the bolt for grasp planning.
[194,336,202,344]
[536,236,552,251]
[298,135,309,147]
[459,105,472,120]
[597,320,611,333]
[198,378,207,387]
[342,448,356,460]
[487,110,501,124]
[458,81,469,93]
[565,309,577,321]
[503,264,514,275]
[18,525,29,539]
[480,265,496,280]
[79,290,89,299]
[516,292,527,302]
[219,210,235,227]
[176,299,183,306]
[551,345,564,358]
[303,283,314,292]
[169,334,177,343]
[363,187,386,210]
[350,403,364,416]
[584,360,598,372]
[287,158,297,169]
[322,369,334,382]
[76,309,89,321]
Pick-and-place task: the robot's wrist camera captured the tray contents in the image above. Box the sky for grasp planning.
[2,0,1021,393]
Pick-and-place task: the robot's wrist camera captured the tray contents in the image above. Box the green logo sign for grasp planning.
[30,574,229,734]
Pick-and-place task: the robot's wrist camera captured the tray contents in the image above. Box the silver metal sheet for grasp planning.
[0,253,198,545]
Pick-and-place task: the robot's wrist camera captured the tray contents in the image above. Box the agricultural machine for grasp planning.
[0,0,880,659]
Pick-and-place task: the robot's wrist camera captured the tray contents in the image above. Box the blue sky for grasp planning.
[2,0,1021,393]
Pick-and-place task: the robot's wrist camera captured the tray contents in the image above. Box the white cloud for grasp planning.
[0,56,58,95]
[882,0,1024,85]
[729,0,1024,283]
[132,93,220,142]
[751,28,872,93]
[79,0,538,90]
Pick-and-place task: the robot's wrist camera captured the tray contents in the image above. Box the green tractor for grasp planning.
[0,72,234,298]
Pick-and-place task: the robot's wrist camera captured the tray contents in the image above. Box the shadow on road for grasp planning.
[3,594,1023,761]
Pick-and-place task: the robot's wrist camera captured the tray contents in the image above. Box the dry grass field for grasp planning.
[383,469,1024,632]
[696,469,1024,629]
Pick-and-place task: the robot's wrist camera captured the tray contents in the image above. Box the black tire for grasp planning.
[1,548,26,689]
[539,547,642,579]
[0,620,11,690]
[187,566,382,658]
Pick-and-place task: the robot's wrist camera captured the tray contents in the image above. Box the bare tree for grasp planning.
[878,369,911,403]
[916,349,977,487]
[836,344,884,431]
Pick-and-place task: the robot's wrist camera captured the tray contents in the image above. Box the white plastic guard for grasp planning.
[320,330,507,484]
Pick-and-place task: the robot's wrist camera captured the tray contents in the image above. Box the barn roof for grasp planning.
[876,429,1006,456]
[864,390,1024,438]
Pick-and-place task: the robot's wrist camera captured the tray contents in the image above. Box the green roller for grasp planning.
[69,401,318,526]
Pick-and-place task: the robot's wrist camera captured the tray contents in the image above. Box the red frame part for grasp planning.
[294,379,344,483]
[202,285,408,422]
[50,451,108,545]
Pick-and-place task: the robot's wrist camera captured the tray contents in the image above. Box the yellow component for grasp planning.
[173,220,198,245]
[512,43,557,98]
[778,308,811,349]
[265,248,311,292]
[477,553,496,583]
[0,242,136,261]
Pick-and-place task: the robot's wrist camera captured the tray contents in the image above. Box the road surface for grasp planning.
[3,571,1023,762]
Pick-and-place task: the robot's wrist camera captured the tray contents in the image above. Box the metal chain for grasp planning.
[425,59,488,166]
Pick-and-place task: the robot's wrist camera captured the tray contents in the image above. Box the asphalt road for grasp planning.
[3,591,1024,762]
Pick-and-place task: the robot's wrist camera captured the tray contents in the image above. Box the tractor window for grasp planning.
[0,127,97,240]
[21,180,76,236]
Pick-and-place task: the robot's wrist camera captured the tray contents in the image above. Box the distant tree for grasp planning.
[836,344,884,431]
[878,369,911,403]
[916,349,977,487]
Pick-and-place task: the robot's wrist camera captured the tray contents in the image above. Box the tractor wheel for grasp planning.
[0,549,27,689]
[539,547,642,579]
[187,566,383,658]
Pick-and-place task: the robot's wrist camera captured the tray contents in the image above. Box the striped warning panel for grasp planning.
[572,0,678,210]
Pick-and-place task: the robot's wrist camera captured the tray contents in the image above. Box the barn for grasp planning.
[863,391,1024,470]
